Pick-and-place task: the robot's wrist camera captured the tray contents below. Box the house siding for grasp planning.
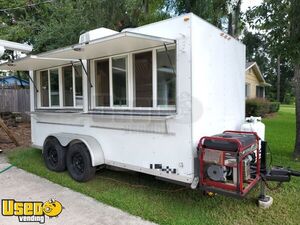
[246,68,263,99]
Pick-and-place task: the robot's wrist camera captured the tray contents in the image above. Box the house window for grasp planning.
[40,70,49,107]
[95,59,110,106]
[256,86,264,98]
[112,56,128,106]
[157,48,176,106]
[133,51,153,107]
[50,69,59,106]
[245,83,250,98]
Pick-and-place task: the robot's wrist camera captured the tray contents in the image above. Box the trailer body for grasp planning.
[0,13,245,186]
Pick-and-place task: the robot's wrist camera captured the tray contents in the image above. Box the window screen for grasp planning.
[133,51,152,107]
[95,59,110,106]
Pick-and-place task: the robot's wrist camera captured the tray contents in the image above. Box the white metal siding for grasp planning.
[191,15,245,148]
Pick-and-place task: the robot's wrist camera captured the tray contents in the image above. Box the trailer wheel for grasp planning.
[43,137,66,172]
[66,142,96,182]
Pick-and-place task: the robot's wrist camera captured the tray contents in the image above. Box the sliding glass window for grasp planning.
[40,70,49,107]
[133,51,153,107]
[38,65,83,108]
[50,69,59,106]
[157,48,176,106]
[112,56,128,106]
[95,59,110,107]
[74,65,83,107]
[62,66,73,107]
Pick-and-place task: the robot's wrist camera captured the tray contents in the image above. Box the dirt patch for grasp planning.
[0,122,31,151]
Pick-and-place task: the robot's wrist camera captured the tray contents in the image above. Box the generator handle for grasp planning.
[198,136,243,151]
[223,130,260,141]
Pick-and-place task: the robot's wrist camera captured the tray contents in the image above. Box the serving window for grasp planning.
[91,45,176,111]
[37,64,83,109]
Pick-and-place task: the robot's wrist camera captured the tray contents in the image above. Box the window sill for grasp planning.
[88,108,177,117]
[33,108,83,113]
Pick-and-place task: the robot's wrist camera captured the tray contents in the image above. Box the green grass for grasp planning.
[8,105,300,225]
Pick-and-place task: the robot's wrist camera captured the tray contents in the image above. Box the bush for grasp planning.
[269,102,280,113]
[246,98,271,117]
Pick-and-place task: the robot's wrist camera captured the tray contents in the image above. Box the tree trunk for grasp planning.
[142,0,149,14]
[233,0,242,37]
[228,13,233,35]
[277,55,281,102]
[185,0,191,13]
[293,63,300,159]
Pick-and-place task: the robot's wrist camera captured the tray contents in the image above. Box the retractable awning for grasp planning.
[0,31,175,71]
[0,55,79,71]
[41,31,175,60]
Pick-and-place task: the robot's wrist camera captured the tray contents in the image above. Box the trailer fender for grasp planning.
[46,133,105,166]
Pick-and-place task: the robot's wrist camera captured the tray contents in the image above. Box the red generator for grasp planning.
[198,131,261,197]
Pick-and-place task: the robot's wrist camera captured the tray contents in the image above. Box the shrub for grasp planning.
[269,102,280,113]
[246,98,271,117]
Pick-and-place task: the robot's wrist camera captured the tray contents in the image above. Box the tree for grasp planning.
[0,0,168,53]
[290,0,300,159]
[167,0,229,28]
[246,0,300,159]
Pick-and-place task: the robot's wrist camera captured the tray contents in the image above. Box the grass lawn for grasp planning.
[8,105,300,225]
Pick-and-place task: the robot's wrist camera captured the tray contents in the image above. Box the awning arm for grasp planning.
[164,43,176,76]
[26,72,39,92]
[78,59,93,88]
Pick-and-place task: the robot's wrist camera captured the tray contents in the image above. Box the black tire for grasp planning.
[66,142,96,182]
[43,137,66,172]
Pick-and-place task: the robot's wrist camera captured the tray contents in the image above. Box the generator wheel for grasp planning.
[66,142,96,182]
[43,137,66,172]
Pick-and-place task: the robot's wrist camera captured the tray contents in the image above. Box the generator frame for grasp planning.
[198,131,261,197]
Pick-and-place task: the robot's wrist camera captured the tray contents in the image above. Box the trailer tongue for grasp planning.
[198,131,300,208]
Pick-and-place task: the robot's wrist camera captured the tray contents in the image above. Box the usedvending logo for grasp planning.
[1,199,63,224]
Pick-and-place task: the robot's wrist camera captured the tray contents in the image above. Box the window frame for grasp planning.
[36,63,83,109]
[90,44,176,112]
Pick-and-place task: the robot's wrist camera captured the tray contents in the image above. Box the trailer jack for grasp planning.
[258,141,300,208]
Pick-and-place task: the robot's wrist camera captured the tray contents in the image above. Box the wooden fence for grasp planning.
[0,89,30,113]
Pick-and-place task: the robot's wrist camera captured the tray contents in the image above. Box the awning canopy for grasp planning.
[43,31,175,60]
[0,56,79,71]
[0,32,175,71]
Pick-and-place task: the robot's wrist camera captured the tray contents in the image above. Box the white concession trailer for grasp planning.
[0,13,246,187]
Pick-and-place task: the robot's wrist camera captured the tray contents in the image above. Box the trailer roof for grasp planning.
[0,32,175,71]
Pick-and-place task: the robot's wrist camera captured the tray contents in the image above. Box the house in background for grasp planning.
[245,62,271,99]
[0,75,29,88]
